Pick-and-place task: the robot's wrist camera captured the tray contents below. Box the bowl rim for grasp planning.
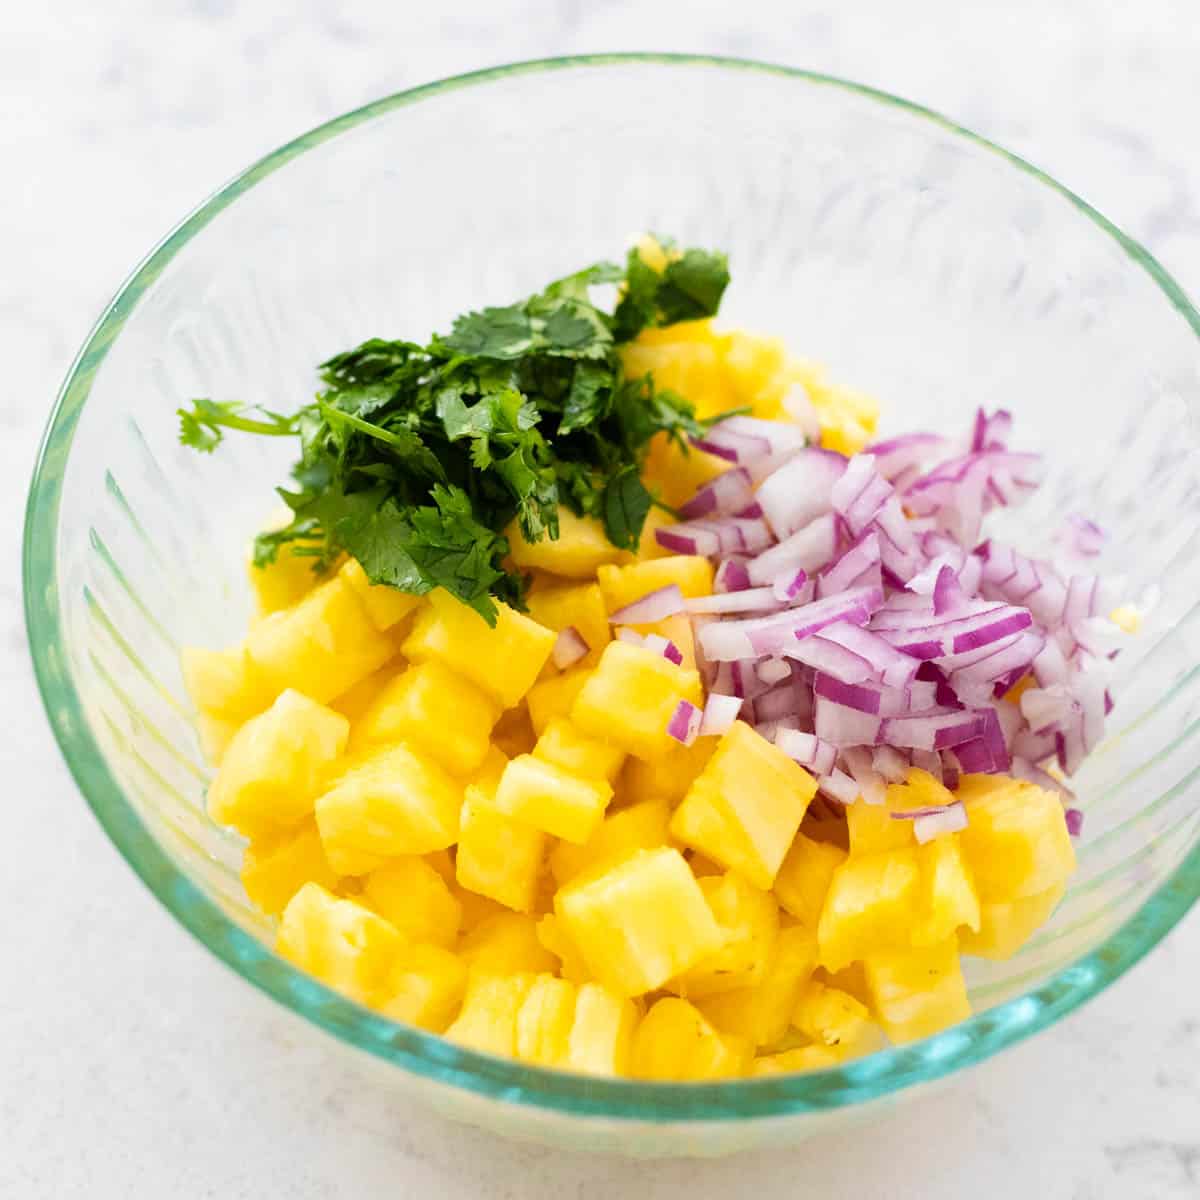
[23,52,1200,1123]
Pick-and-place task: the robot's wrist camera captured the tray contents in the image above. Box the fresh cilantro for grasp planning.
[178,399,298,452]
[602,465,653,551]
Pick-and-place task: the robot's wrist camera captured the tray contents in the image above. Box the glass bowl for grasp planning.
[24,55,1200,1156]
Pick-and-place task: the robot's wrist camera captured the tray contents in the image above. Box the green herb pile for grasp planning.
[179,239,731,622]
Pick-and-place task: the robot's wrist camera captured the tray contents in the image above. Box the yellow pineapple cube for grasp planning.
[957,775,1076,903]
[633,507,678,561]
[641,432,729,509]
[863,939,971,1044]
[402,589,555,709]
[314,743,461,873]
[248,538,326,617]
[490,706,537,758]
[673,873,780,998]
[620,737,716,805]
[596,556,715,614]
[362,857,462,948]
[774,832,847,932]
[329,666,394,725]
[245,574,399,704]
[493,754,613,844]
[208,689,349,839]
[241,818,340,917]
[961,881,1067,960]
[886,767,955,812]
[565,983,639,1076]
[376,943,467,1032]
[338,557,422,631]
[695,924,817,1047]
[525,667,591,736]
[630,998,751,1080]
[817,848,922,972]
[555,847,723,997]
[532,718,625,784]
[456,784,547,913]
[525,580,611,668]
[670,721,817,888]
[797,363,880,457]
[195,711,239,766]
[722,329,793,419]
[515,974,577,1066]
[847,801,915,855]
[640,613,698,670]
[458,912,559,976]
[751,1044,844,1075]
[536,914,592,984]
[622,335,735,424]
[455,886,507,933]
[549,796,672,888]
[353,659,499,774]
[507,508,624,579]
[571,641,702,762]
[276,883,403,1006]
[181,642,274,721]
[913,836,981,948]
[444,969,537,1056]
[792,980,873,1048]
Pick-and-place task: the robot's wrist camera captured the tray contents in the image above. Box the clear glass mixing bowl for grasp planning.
[24,55,1200,1156]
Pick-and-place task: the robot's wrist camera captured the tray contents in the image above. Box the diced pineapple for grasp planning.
[750,1044,845,1075]
[208,689,349,839]
[181,643,274,722]
[248,539,326,617]
[556,847,723,997]
[456,784,547,913]
[886,767,956,813]
[276,883,403,1006]
[490,706,537,759]
[241,818,340,916]
[424,848,457,887]
[245,575,399,704]
[774,831,847,931]
[362,857,462,948]
[722,329,793,419]
[956,775,1076,902]
[507,508,624,579]
[596,556,716,614]
[792,980,873,1048]
[630,998,751,1080]
[526,667,591,736]
[640,432,730,509]
[670,721,817,888]
[846,800,915,855]
[353,659,499,774]
[621,335,735,423]
[695,924,817,1047]
[458,911,559,976]
[620,737,716,805]
[314,742,462,873]
[687,851,726,877]
[797,363,879,457]
[329,666,395,725]
[535,914,592,983]
[565,983,639,1076]
[525,581,611,668]
[549,797,672,888]
[444,969,537,1057]
[817,848,922,972]
[960,881,1067,960]
[863,939,971,1044]
[338,558,423,631]
[633,507,678,561]
[455,886,508,933]
[195,711,239,766]
[913,835,981,948]
[376,943,467,1032]
[402,589,555,709]
[515,974,577,1066]
[493,754,613,844]
[572,641,703,763]
[532,718,625,784]
[639,612,698,670]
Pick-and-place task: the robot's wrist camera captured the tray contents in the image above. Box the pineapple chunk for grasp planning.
[571,641,703,763]
[402,589,555,709]
[565,983,639,1076]
[248,540,326,617]
[455,886,508,933]
[549,797,671,888]
[633,507,678,561]
[276,883,403,1005]
[886,767,956,813]
[774,831,847,931]
[639,612,697,670]
[847,801,915,855]
[458,912,559,976]
[525,581,611,668]
[314,743,462,873]
[353,659,499,774]
[620,737,716,805]
[621,337,735,424]
[722,329,793,419]
[490,706,537,759]
[444,969,537,1056]
[469,745,510,798]
[672,873,779,998]
[241,818,340,917]
[817,848,922,972]
[208,689,349,839]
[245,575,399,704]
[913,835,981,948]
[195,711,239,766]
[424,848,457,887]
[456,784,547,912]
[956,775,1076,903]
[338,558,422,632]
[961,881,1067,960]
[751,1044,845,1075]
[670,721,817,888]
[640,432,729,509]
[555,847,723,997]
[507,508,624,579]
[515,974,577,1066]
[863,939,971,1044]
[536,914,592,983]
[526,667,591,736]
[493,755,613,844]
[329,666,394,725]
[695,924,817,1047]
[596,556,715,614]
[792,980,872,1048]
[630,998,751,1080]
[376,943,467,1032]
[362,857,462,948]
[181,643,274,721]
[798,363,880,457]
[532,718,625,784]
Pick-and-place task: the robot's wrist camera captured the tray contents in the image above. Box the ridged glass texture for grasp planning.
[23,56,1200,1155]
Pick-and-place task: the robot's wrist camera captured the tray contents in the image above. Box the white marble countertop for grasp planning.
[3,2,1199,1196]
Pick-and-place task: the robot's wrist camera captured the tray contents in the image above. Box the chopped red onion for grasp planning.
[686,587,785,615]
[641,634,684,666]
[842,745,886,805]
[666,699,702,747]
[551,625,589,670]
[817,531,882,598]
[913,801,968,843]
[872,745,910,783]
[817,769,861,805]
[615,628,645,647]
[867,432,948,480]
[693,415,806,466]
[910,747,943,783]
[699,693,743,736]
[714,558,752,593]
[748,512,839,586]
[757,448,847,539]
[1059,514,1107,558]
[832,454,893,536]
[757,658,792,686]
[1064,807,1085,837]
[772,567,810,602]
[679,467,756,520]
[609,584,685,625]
[774,728,838,775]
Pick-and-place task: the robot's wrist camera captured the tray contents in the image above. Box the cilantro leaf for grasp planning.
[612,243,730,341]
[442,305,533,359]
[178,398,298,452]
[602,465,653,551]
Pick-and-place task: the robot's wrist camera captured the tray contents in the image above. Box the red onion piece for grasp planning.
[747,512,839,586]
[686,587,785,615]
[872,745,910,783]
[551,625,589,670]
[714,558,752,593]
[1064,807,1085,837]
[832,454,893,536]
[817,531,882,598]
[772,567,810,602]
[642,634,684,666]
[666,699,702,747]
[774,728,838,775]
[693,416,806,466]
[609,584,685,625]
[817,769,861,805]
[913,802,968,843]
[757,448,847,539]
[615,628,645,647]
[842,745,886,804]
[678,467,756,520]
[699,693,742,736]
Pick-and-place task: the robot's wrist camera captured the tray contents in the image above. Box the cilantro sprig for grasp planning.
[178,238,731,623]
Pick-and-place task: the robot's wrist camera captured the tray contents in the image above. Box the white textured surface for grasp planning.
[4,2,1200,1196]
